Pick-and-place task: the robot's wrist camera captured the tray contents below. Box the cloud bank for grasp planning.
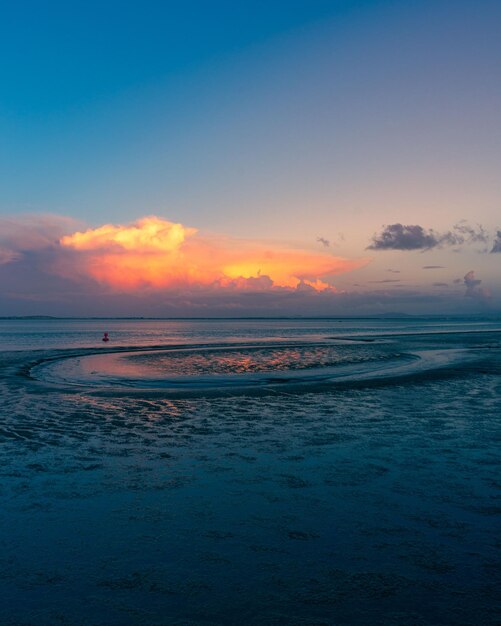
[58,216,365,291]
[0,214,498,316]
[0,215,367,309]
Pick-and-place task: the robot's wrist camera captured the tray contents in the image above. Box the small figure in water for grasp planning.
[102,332,110,342]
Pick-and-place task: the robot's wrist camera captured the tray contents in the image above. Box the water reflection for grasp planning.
[123,344,385,377]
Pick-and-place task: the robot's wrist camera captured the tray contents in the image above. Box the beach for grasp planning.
[0,317,500,625]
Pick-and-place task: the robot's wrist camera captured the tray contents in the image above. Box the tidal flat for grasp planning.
[0,318,500,625]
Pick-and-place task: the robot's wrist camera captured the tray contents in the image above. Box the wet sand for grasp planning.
[0,319,500,625]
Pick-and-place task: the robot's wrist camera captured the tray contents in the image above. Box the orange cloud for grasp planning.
[60,216,366,291]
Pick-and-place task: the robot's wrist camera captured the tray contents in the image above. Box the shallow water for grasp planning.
[0,318,500,625]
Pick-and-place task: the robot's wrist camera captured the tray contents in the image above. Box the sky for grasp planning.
[0,0,500,316]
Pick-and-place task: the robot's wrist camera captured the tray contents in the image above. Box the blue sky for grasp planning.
[0,0,500,314]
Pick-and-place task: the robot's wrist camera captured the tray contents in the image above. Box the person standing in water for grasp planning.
[102,332,110,342]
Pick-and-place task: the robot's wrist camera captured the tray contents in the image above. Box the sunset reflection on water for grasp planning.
[121,344,384,377]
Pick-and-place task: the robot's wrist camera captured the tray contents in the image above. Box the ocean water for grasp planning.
[0,317,500,625]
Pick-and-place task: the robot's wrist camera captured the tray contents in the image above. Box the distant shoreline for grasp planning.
[1,313,500,321]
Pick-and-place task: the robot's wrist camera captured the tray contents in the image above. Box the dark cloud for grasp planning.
[491,230,501,253]
[463,270,491,302]
[368,222,489,251]
[422,265,445,269]
[316,237,330,247]
[368,224,439,250]
[464,270,481,291]
[368,279,401,284]
[432,282,448,287]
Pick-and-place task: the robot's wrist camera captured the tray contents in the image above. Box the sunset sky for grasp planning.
[1,0,500,315]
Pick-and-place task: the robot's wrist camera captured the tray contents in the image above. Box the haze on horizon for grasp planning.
[0,0,500,316]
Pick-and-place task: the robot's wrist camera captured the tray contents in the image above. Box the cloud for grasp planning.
[62,217,194,253]
[0,248,21,265]
[2,214,500,316]
[491,231,501,253]
[0,215,366,297]
[0,214,85,285]
[368,222,489,251]
[422,265,445,270]
[59,216,367,291]
[463,270,491,301]
[316,237,330,247]
[432,282,448,287]
[0,214,80,258]
[463,270,481,291]
[368,224,439,250]
[453,220,488,244]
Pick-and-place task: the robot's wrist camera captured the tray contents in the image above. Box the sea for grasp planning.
[0,317,500,626]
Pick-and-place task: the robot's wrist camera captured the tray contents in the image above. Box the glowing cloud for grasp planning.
[61,216,196,253]
[60,216,365,291]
